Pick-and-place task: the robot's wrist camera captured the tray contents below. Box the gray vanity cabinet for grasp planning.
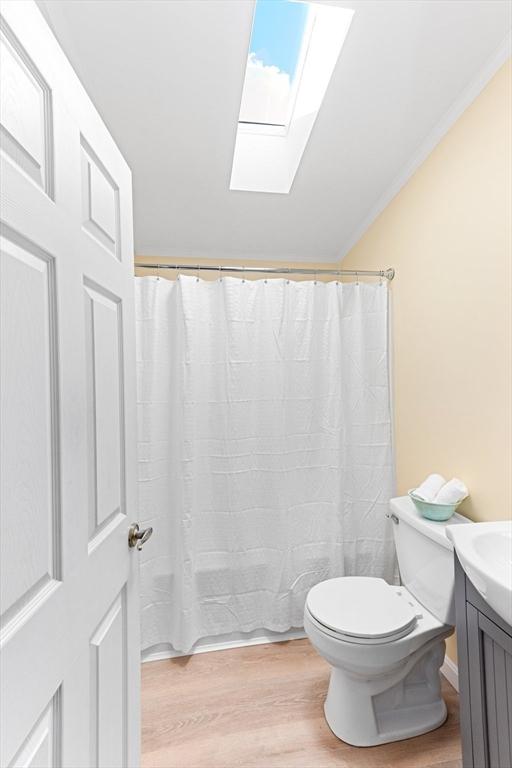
[454,556,512,768]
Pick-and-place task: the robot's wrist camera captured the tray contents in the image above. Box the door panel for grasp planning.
[0,3,139,767]
[80,138,120,259]
[9,692,61,768]
[0,20,53,195]
[83,279,124,542]
[0,235,60,626]
[90,591,126,768]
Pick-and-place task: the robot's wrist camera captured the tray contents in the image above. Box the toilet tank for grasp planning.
[389,496,471,625]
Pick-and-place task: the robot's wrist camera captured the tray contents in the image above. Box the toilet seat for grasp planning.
[306,577,418,644]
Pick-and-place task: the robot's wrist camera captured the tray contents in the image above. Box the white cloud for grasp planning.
[239,53,292,125]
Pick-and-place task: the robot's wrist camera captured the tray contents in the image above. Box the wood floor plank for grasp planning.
[141,638,462,768]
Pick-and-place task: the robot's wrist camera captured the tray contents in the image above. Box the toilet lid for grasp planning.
[306,577,417,640]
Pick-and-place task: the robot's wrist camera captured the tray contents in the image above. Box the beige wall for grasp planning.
[343,60,512,526]
[343,61,512,664]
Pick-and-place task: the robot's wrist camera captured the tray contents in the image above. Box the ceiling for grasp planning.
[38,0,511,263]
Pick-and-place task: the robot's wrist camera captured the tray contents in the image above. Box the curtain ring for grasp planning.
[196,263,200,282]
[174,263,179,281]
[156,263,161,281]
[314,269,317,285]
[242,265,245,283]
[218,264,222,282]
[356,271,359,285]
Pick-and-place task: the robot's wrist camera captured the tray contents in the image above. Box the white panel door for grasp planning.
[0,3,141,766]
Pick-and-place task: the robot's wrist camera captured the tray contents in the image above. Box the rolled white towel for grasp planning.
[414,473,447,502]
[434,478,468,505]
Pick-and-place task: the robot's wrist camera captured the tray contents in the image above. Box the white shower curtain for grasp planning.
[136,275,395,653]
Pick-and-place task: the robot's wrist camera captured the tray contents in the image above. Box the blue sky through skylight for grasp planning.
[250,0,309,79]
[238,0,310,126]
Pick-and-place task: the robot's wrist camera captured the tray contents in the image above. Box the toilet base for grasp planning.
[324,638,448,747]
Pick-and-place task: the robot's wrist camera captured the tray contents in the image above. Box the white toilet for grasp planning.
[304,495,470,747]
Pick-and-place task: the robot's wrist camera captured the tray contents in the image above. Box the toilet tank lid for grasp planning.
[389,496,471,550]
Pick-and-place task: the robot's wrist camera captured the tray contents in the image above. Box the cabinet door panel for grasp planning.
[479,613,512,768]
[467,604,489,768]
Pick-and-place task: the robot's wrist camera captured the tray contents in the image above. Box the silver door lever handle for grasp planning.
[128,523,153,551]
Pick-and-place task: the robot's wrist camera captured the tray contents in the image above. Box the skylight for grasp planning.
[230,1,354,194]
[238,0,311,128]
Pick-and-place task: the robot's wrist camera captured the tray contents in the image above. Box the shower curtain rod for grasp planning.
[136,263,396,280]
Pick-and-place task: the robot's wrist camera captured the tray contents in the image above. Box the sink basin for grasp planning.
[446,521,512,626]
